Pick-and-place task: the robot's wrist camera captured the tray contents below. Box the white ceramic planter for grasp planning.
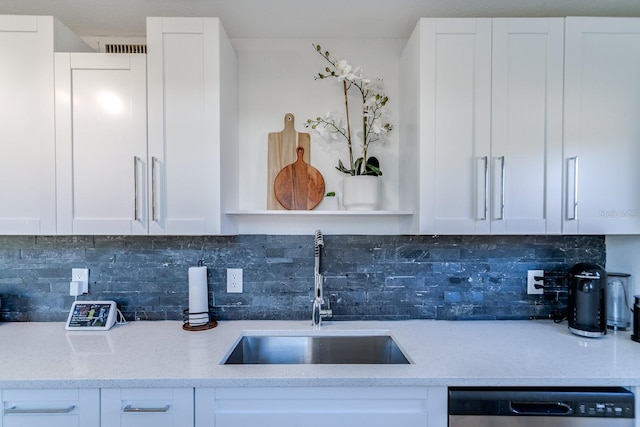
[342,175,381,211]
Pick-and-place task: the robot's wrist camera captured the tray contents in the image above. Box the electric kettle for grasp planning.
[606,272,631,331]
[567,263,607,337]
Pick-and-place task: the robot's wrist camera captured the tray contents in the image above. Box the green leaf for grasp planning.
[336,159,353,175]
[365,157,382,176]
[353,157,364,175]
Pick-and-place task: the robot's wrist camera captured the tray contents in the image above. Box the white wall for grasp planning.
[606,235,640,325]
[231,38,404,211]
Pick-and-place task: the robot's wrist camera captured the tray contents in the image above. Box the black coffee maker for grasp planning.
[567,263,607,337]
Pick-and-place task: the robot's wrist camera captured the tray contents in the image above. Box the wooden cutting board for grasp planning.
[274,147,325,210]
[267,113,311,209]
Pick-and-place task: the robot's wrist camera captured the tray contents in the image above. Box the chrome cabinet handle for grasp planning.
[133,156,141,221]
[477,156,489,220]
[566,156,579,220]
[123,404,170,413]
[151,156,159,222]
[5,405,75,414]
[494,156,505,220]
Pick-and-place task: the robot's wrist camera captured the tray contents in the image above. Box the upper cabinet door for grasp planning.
[564,17,640,234]
[146,17,238,235]
[413,18,493,234]
[0,16,57,235]
[55,53,148,235]
[491,18,564,234]
[402,17,562,235]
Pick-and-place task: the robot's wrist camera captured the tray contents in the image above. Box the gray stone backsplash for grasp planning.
[0,235,605,322]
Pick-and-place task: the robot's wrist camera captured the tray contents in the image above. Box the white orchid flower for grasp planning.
[308,43,393,176]
[335,59,353,81]
[364,78,384,94]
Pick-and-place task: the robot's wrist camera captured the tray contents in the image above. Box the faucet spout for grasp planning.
[312,298,322,327]
[312,230,331,328]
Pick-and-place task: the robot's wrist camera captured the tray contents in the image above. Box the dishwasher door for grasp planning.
[449,387,635,427]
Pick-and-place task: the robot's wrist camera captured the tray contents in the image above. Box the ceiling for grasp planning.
[2,0,640,39]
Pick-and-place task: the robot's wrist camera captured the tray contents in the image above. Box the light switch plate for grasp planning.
[527,270,544,295]
[227,268,243,293]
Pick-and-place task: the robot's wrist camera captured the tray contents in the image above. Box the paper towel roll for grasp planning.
[188,266,209,326]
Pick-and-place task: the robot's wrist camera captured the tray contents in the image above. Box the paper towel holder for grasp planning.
[182,307,217,331]
[184,260,217,331]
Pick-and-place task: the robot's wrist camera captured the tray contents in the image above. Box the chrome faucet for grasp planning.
[312,230,332,328]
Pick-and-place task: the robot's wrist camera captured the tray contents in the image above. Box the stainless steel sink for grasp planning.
[222,334,410,365]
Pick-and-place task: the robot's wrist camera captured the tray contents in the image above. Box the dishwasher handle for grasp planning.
[510,401,573,415]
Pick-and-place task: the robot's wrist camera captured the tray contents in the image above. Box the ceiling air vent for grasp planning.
[104,43,147,54]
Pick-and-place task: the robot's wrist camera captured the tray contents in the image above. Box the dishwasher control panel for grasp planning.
[449,386,635,420]
[576,401,633,418]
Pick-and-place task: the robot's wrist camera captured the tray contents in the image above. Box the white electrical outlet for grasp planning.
[227,268,243,293]
[72,268,89,294]
[527,270,544,295]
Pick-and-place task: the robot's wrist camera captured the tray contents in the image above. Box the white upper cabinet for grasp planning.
[146,17,238,235]
[55,53,148,235]
[490,18,564,234]
[55,16,238,236]
[400,17,564,235]
[0,15,89,235]
[401,18,492,235]
[563,17,640,234]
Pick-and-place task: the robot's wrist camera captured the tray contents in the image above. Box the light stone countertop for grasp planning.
[0,319,638,389]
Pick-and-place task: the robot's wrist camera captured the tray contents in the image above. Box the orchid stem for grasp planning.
[343,80,354,174]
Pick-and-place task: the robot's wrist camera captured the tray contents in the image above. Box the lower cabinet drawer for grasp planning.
[0,388,99,427]
[101,388,194,427]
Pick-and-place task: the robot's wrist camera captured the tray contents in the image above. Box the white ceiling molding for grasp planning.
[1,0,640,39]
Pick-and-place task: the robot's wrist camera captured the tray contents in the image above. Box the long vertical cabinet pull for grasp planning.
[151,156,159,222]
[477,156,489,220]
[494,156,505,220]
[133,156,141,221]
[566,156,579,220]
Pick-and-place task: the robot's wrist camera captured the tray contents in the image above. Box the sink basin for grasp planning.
[222,334,410,365]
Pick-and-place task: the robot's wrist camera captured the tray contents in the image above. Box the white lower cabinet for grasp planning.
[0,386,449,427]
[0,388,99,427]
[634,387,639,427]
[101,388,194,427]
[196,386,446,427]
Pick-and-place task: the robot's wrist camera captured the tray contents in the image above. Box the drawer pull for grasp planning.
[123,404,170,413]
[5,405,75,414]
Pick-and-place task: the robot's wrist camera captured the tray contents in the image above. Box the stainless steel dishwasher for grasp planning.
[449,387,634,426]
